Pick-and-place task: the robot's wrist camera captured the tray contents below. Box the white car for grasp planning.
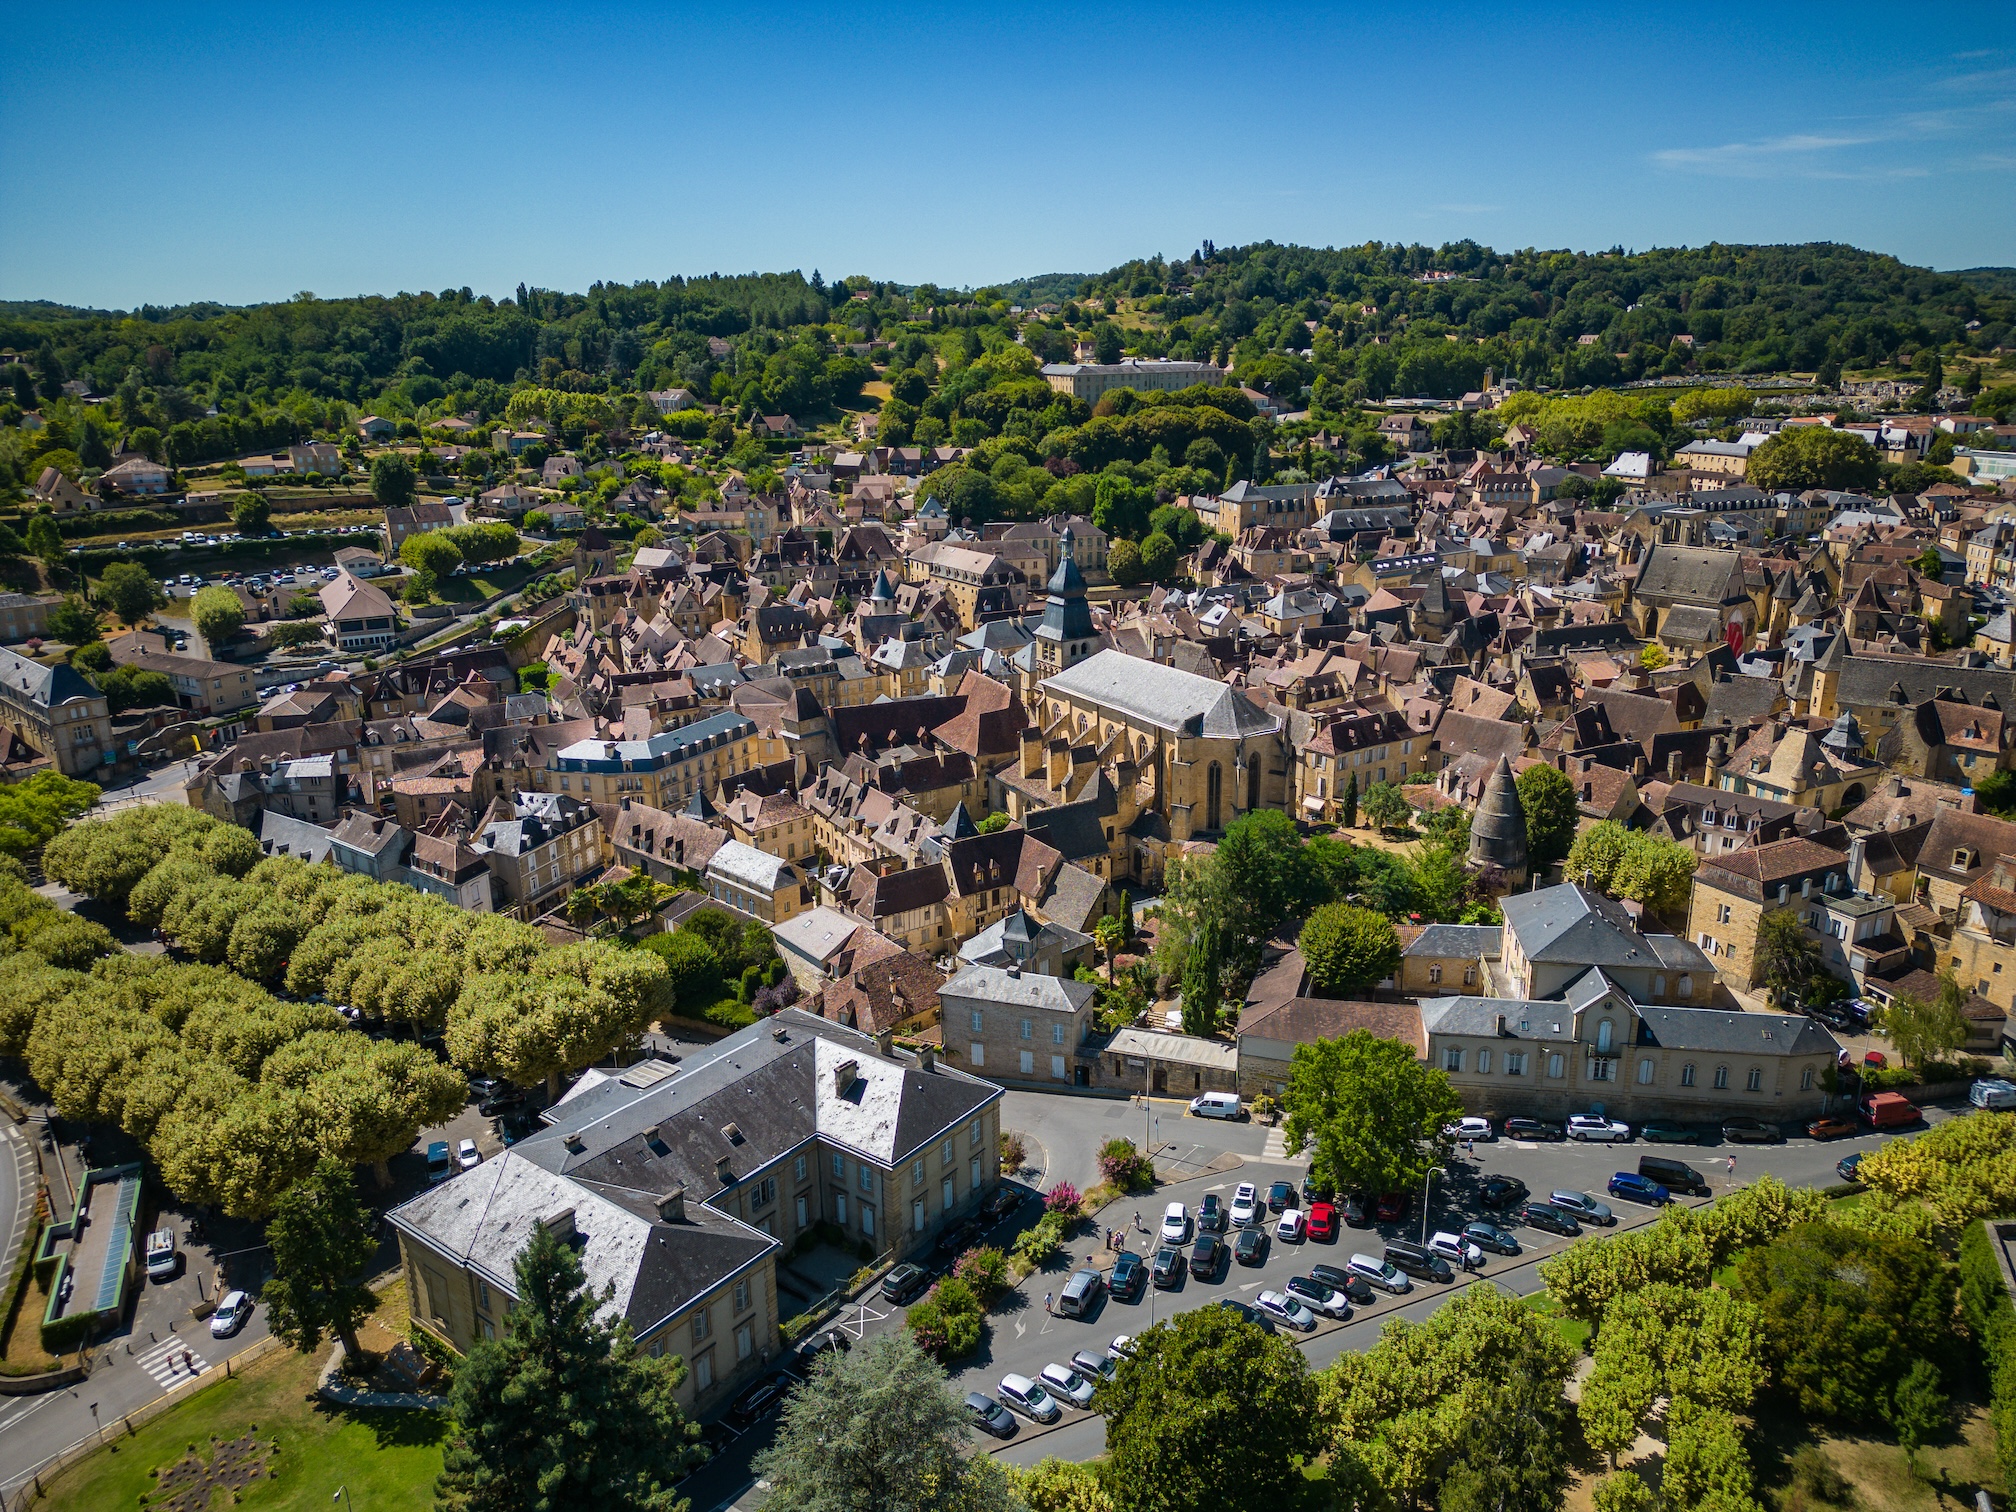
[1229,1183,1260,1228]
[1255,1289,1318,1332]
[209,1290,252,1338]
[1428,1230,1484,1270]
[1566,1115,1632,1142]
[998,1373,1061,1423]
[1109,1334,1136,1359]
[1347,1253,1412,1294]
[456,1138,482,1170]
[1038,1362,1097,1408]
[1159,1201,1189,1243]
[1275,1207,1307,1242]
[1443,1116,1495,1142]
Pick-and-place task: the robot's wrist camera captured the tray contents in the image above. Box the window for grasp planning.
[859,1163,874,1193]
[1052,1023,1065,1045]
[969,1118,982,1147]
[834,1193,847,1225]
[1638,1058,1655,1085]
[1505,1052,1526,1076]
[1746,1068,1763,1092]
[912,1156,925,1183]
[970,1009,984,1032]
[1800,1069,1815,1091]
[751,1178,776,1209]
[970,1158,981,1188]
[796,1195,808,1226]
[1548,1053,1565,1078]
[1020,1049,1035,1075]
[691,1306,711,1344]
[1716,904,1732,924]
[1595,1019,1614,1054]
[1678,975,1692,997]
[1589,1059,1613,1081]
[1463,965,1476,986]
[1714,1066,1730,1090]
[861,1204,874,1237]
[940,1137,954,1164]
[1020,1018,1033,1041]
[736,1322,754,1362]
[1444,1048,1464,1073]
[832,1152,845,1180]
[694,1350,714,1392]
[1429,965,1443,984]
[733,1280,751,1314]
[1652,976,1665,999]
[1476,1050,1493,1074]
[942,1177,955,1210]
[970,1041,984,1065]
[794,1154,807,1183]
[1052,1054,1067,1080]
[913,1199,927,1233]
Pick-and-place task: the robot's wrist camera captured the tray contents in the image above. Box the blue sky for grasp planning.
[2,2,2011,309]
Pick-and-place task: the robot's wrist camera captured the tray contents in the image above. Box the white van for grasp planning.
[1971,1078,2016,1111]
[1188,1091,1246,1121]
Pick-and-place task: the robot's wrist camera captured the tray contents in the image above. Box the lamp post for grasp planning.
[1420,1166,1444,1247]
[334,1487,354,1512]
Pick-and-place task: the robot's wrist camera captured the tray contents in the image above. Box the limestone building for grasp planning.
[1468,754,1529,882]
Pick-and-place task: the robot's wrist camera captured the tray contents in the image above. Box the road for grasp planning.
[688,1096,1957,1510]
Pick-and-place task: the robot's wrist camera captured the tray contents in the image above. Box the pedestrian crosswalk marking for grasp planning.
[134,1335,208,1390]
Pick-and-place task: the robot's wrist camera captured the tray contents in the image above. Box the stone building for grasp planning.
[0,647,114,778]
[1467,754,1529,882]
[1687,836,1858,988]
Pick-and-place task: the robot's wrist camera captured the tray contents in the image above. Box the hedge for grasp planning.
[1959,1219,2016,1492]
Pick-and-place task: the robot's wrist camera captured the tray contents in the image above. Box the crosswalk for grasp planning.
[133,1335,209,1391]
[1261,1125,1299,1161]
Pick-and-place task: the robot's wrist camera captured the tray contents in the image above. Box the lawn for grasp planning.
[1750,1392,2005,1512]
[1522,1290,1592,1352]
[431,560,537,604]
[39,1290,448,1512]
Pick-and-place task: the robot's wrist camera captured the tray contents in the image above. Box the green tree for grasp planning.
[97,665,176,713]
[1437,1375,1574,1512]
[1913,544,1946,580]
[1748,426,1880,492]
[0,772,99,859]
[1341,770,1358,828]
[99,561,162,626]
[1755,908,1821,1008]
[1283,1029,1462,1196]
[1591,1473,1658,1512]
[436,1223,702,1512]
[190,584,247,647]
[1100,1305,1317,1512]
[1515,763,1578,869]
[1093,324,1125,365]
[403,530,464,578]
[1298,903,1401,996]
[1888,1357,1948,1470]
[1565,821,1696,914]
[754,1330,1008,1512]
[370,452,418,509]
[232,495,272,536]
[1179,916,1224,1037]
[1137,531,1177,580]
[1093,915,1125,981]
[47,596,101,646]
[259,1155,377,1359]
[1881,971,1969,1069]
[1360,780,1412,832]
[25,515,63,568]
[1011,1458,1115,1512]
[1107,538,1145,585]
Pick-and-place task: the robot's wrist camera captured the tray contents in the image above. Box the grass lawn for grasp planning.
[1522,1291,1592,1352]
[40,1288,448,1512]
[432,560,536,604]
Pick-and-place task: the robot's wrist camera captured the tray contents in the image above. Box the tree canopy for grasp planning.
[1282,1029,1462,1197]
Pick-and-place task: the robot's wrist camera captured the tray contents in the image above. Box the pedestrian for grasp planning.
[1044,1292,1053,1316]
[1463,1137,1473,1157]
[1726,1155,1736,1181]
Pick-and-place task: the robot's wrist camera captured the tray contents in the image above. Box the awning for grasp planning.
[1303,796,1326,813]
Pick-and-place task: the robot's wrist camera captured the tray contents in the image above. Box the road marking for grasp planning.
[1013,1318,1026,1337]
[1204,1181,1230,1192]
[1239,1281,1263,1292]
[134,1334,209,1390]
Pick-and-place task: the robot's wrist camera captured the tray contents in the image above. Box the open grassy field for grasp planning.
[38,1288,447,1512]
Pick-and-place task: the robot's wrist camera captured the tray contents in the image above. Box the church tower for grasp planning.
[1033,527,1098,674]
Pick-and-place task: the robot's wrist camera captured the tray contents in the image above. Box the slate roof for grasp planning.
[0,646,99,708]
[1419,996,1583,1042]
[1633,544,1748,605]
[937,965,1095,1015]
[1501,885,1712,973]
[1403,924,1503,958]
[555,710,754,771]
[1038,649,1279,739]
[1236,998,1428,1059]
[1834,654,2016,712]
[1635,1005,1838,1057]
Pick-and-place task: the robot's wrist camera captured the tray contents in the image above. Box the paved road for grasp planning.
[692,1100,1958,1509]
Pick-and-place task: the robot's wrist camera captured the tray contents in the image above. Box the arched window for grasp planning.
[1596,1018,1614,1054]
[1652,975,1666,999]
[1713,1065,1730,1089]
[1678,975,1693,997]
[1746,1068,1763,1092]
[1248,760,1260,811]
[1680,1063,1696,1087]
[1637,1058,1655,1085]
[1206,762,1222,831]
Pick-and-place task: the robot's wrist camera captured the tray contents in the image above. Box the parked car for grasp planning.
[882,1263,930,1303]
[1309,1263,1377,1306]
[1159,1202,1190,1243]
[1256,1289,1319,1331]
[1110,1334,1137,1358]
[1234,1227,1270,1266]
[1346,1253,1411,1294]
[1607,1172,1670,1206]
[1427,1230,1484,1270]
[456,1138,481,1170]
[1549,1190,1615,1226]
[1638,1122,1699,1144]
[1188,1091,1246,1120]
[1971,1079,2016,1111]
[1478,1175,1529,1210]
[1285,1275,1353,1319]
[1189,1233,1226,1280]
[1267,1180,1298,1212]
[1230,1183,1261,1227]
[1039,1362,1097,1409]
[1211,1298,1276,1333]
[1837,1151,1864,1183]
[793,1330,851,1372]
[936,1218,983,1258]
[1721,1118,1784,1145]
[1862,1050,1889,1070]
[1443,1116,1495,1142]
[1196,1194,1227,1233]
[145,1229,180,1283]
[1567,1115,1632,1142]
[426,1141,453,1185]
[1463,1220,1520,1256]
[1375,1191,1407,1222]
[1276,1208,1307,1242]
[983,1185,1027,1224]
[729,1374,791,1423]
[1306,1200,1338,1241]
[1806,1116,1859,1140]
[1518,1202,1581,1237]
[965,1392,1017,1438]
[998,1373,1062,1423]
[1110,1250,1146,1300]
[1072,1348,1118,1382]
[1151,1246,1186,1287]
[1058,1268,1104,1318]
[1342,1192,1372,1227]
[1504,1117,1564,1141]
[209,1290,253,1338]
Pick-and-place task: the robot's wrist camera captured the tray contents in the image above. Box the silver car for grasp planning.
[1549,1189,1615,1226]
[1039,1362,1097,1409]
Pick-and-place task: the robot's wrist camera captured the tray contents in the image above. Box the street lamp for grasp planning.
[334,1487,354,1512]
[1419,1166,1444,1247]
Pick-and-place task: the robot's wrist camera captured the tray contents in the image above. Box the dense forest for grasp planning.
[1,241,2011,520]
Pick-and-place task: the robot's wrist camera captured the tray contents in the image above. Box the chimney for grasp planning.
[834,1058,860,1096]
[541,1206,577,1239]
[656,1186,686,1222]
[920,1047,937,1073]
[1848,836,1866,887]
[1494,1013,1506,1036]
[716,1155,733,1184]
[1887,774,1904,797]
[562,1132,585,1154]
[1046,738,1070,791]
[875,1029,893,1058]
[1667,750,1682,782]
[1632,755,1648,779]
[1961,793,1981,814]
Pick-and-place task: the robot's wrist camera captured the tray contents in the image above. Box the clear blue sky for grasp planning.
[3,2,2011,309]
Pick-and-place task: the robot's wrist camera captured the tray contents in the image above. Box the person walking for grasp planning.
[1044,1292,1054,1316]
[1726,1154,1737,1182]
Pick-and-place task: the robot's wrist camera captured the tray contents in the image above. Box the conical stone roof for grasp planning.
[1468,754,1528,872]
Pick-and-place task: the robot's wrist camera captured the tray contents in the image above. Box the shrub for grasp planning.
[1045,1181,1082,1215]
[908,1275,985,1361]
[999,1131,1027,1173]
[1097,1139,1155,1193]
[953,1245,1011,1303]
[1013,1211,1067,1269]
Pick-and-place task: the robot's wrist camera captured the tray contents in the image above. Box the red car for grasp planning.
[1376,1191,1407,1223]
[1863,1050,1889,1070]
[1305,1201,1338,1241]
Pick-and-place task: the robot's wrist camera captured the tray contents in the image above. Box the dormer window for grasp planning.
[1957,848,1978,869]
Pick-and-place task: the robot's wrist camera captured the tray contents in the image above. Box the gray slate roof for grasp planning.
[1635,1005,1839,1057]
[938,965,1096,1014]
[1038,649,1279,739]
[0,646,99,709]
[1404,924,1503,958]
[1501,885,1713,973]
